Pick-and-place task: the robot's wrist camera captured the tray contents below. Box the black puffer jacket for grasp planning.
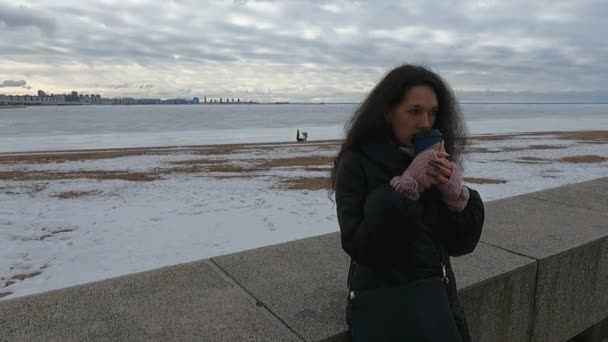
[335,139,485,341]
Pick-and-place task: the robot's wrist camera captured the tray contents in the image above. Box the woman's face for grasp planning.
[389,85,438,146]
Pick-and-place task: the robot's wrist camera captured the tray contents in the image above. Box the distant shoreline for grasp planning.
[460,102,608,105]
[0,105,26,109]
[2,102,608,108]
[258,101,608,105]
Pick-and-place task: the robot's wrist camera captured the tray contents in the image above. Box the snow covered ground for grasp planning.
[1,131,608,300]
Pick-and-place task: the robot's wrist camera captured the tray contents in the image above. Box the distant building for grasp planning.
[204,96,207,104]
[0,90,171,106]
[53,94,66,104]
[65,91,79,102]
[220,98,223,103]
[162,98,189,105]
[0,92,67,105]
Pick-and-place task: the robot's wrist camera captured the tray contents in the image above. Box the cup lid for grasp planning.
[414,129,442,138]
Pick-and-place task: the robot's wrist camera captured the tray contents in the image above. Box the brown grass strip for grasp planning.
[167,165,207,174]
[52,228,75,234]
[206,164,261,173]
[559,155,607,163]
[502,145,566,152]
[466,147,499,153]
[0,170,159,182]
[526,144,567,150]
[208,175,262,180]
[0,150,174,164]
[470,134,521,141]
[513,156,554,164]
[467,145,566,154]
[276,177,331,191]
[556,131,608,142]
[302,167,332,172]
[170,158,227,166]
[194,146,244,156]
[4,272,42,288]
[464,177,508,184]
[53,190,101,199]
[519,156,550,161]
[469,130,608,143]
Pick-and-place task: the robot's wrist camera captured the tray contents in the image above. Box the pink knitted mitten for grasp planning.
[437,162,470,212]
[390,148,439,200]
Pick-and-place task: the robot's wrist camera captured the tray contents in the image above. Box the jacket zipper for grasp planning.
[441,262,450,284]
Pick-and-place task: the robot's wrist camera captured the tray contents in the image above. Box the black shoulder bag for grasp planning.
[345,250,463,341]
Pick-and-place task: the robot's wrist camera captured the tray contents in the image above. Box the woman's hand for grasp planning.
[427,157,453,184]
[427,142,453,185]
[390,147,442,199]
[432,143,471,212]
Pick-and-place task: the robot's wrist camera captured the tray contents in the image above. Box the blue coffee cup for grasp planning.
[413,129,443,155]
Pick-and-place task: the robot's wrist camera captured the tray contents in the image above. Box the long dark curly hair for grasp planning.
[329,64,468,198]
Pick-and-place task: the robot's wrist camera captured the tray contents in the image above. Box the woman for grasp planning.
[330,64,485,342]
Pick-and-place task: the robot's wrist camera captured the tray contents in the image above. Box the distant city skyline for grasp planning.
[1,1,608,102]
[0,89,249,102]
[3,88,608,105]
[0,89,262,106]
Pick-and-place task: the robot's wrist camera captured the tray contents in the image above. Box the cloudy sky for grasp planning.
[0,0,606,102]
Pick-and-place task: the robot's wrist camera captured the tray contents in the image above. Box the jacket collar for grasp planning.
[355,139,413,176]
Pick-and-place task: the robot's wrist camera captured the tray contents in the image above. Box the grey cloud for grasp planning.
[458,90,608,103]
[0,80,30,88]
[110,83,131,89]
[0,0,607,101]
[0,5,56,34]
